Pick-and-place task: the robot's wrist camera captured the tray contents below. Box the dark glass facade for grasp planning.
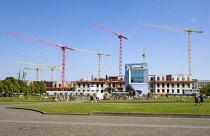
[131,71,144,83]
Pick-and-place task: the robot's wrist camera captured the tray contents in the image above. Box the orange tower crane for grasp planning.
[91,22,128,76]
[9,60,72,81]
[6,32,110,91]
[137,22,203,77]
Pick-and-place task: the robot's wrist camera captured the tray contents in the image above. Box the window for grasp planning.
[177,89,180,93]
[167,89,169,93]
[157,89,160,93]
[172,83,174,88]
[177,83,179,87]
[101,83,103,87]
[157,77,160,81]
[157,83,160,87]
[167,83,169,87]
[162,83,164,87]
[182,83,185,88]
[172,89,174,93]
[131,71,144,83]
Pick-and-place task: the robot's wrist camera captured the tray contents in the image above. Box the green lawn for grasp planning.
[89,96,210,103]
[3,96,210,114]
[0,96,55,102]
[17,102,210,114]
[0,102,38,105]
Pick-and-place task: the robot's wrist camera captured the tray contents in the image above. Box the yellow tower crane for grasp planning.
[72,48,110,79]
[137,22,203,77]
[9,60,72,81]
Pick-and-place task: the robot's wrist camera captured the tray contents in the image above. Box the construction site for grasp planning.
[6,22,206,97]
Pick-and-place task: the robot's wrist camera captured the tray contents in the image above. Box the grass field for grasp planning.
[96,96,210,103]
[16,99,210,114]
[2,96,210,114]
[0,102,38,105]
[16,103,210,114]
[0,96,57,102]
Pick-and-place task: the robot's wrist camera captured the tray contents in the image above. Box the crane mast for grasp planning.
[91,22,128,76]
[137,22,202,77]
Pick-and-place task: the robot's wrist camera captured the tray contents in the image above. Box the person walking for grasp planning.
[199,94,205,105]
[90,95,93,103]
[194,95,199,106]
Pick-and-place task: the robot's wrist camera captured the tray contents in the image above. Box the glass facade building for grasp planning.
[125,63,149,95]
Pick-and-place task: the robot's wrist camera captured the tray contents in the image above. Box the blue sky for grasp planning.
[0,0,209,81]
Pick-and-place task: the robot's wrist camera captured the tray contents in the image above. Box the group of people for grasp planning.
[194,94,205,106]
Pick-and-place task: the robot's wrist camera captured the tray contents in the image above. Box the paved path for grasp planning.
[0,100,210,136]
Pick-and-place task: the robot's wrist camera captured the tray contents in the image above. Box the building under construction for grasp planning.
[45,75,124,96]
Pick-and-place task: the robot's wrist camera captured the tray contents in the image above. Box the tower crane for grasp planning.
[73,48,110,79]
[25,67,72,81]
[91,22,128,76]
[6,32,110,91]
[9,60,72,81]
[137,22,203,77]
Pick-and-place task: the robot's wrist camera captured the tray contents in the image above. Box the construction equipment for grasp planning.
[72,48,110,79]
[91,22,128,76]
[6,32,110,91]
[25,67,72,81]
[9,60,72,81]
[137,22,203,77]
[142,48,146,63]
[25,68,43,81]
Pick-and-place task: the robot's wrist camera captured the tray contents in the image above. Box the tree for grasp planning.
[28,82,36,95]
[33,81,46,95]
[2,77,20,97]
[0,77,47,97]
[200,83,210,96]
[0,82,4,93]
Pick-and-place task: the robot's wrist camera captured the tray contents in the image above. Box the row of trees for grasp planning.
[200,83,210,96]
[0,77,46,97]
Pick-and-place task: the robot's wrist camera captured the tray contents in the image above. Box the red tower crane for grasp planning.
[91,22,128,76]
[6,32,110,91]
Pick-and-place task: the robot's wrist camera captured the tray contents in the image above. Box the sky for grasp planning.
[0,0,209,82]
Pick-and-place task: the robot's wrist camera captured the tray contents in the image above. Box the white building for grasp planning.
[149,75,197,94]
